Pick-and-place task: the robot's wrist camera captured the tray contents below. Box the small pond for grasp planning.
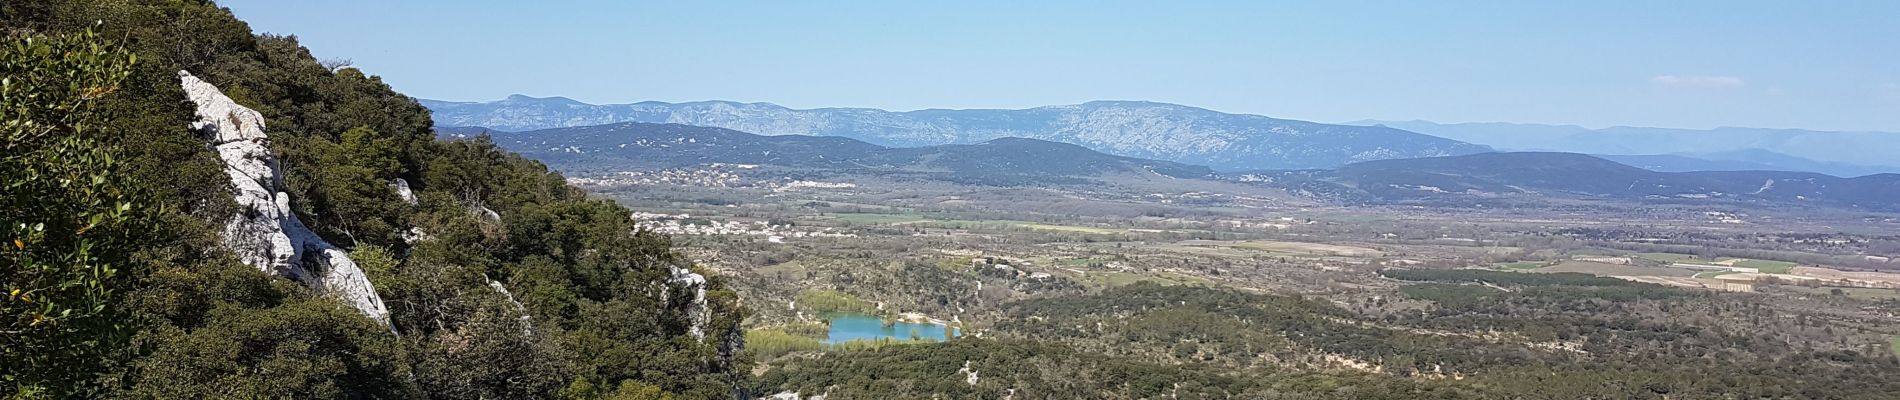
[821,312,960,344]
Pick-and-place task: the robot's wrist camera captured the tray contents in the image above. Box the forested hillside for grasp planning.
[10,2,1900,400]
[2,1,744,398]
[478,122,1214,183]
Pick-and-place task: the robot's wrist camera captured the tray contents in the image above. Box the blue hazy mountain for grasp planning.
[1599,149,1900,177]
[1351,119,1900,172]
[460,122,1214,184]
[1241,152,1900,211]
[420,96,1490,170]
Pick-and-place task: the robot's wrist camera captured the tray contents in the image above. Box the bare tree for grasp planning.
[320,57,353,72]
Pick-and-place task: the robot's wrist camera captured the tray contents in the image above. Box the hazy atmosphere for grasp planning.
[223,0,1900,132]
[10,2,1900,399]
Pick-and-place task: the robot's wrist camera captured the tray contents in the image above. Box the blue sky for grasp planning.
[221,1,1900,131]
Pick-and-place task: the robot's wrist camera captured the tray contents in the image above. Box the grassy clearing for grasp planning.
[1015,223,1123,234]
[1494,262,1545,270]
[1890,336,1900,358]
[1724,258,1797,274]
[745,329,826,358]
[1693,270,1739,279]
[829,337,937,351]
[1635,252,1706,264]
[796,289,877,313]
[1535,261,1700,277]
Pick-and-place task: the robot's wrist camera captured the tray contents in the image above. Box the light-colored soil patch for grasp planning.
[831,212,934,225]
[1316,353,1384,373]
[1014,223,1123,234]
[1791,266,1900,286]
[1775,285,1900,300]
[1535,261,1699,277]
[1714,272,1818,283]
[1717,269,1900,289]
[1615,276,1755,292]
[1209,240,1382,257]
[1494,261,1545,270]
[1634,252,1703,263]
[1692,270,1738,279]
[1571,256,1631,265]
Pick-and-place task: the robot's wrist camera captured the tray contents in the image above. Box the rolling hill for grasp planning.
[459,122,1900,210]
[1597,149,1899,178]
[1352,119,1900,171]
[456,122,1214,183]
[1241,152,1900,210]
[421,97,1491,170]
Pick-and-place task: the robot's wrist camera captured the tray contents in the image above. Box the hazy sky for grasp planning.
[221,0,1900,132]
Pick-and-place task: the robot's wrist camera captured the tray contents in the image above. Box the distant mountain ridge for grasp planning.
[421,96,1491,170]
[1597,149,1899,178]
[1243,152,1900,210]
[1351,119,1900,173]
[459,122,1900,211]
[460,122,1213,184]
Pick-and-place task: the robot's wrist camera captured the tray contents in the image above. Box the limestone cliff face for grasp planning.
[179,70,394,330]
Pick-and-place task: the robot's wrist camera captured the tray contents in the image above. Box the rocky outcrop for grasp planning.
[668,266,709,339]
[487,278,533,335]
[391,178,418,205]
[957,360,979,386]
[180,70,393,331]
[767,391,827,400]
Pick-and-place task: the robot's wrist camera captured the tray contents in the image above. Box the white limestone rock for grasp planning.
[473,203,502,223]
[488,279,534,335]
[668,266,709,339]
[767,392,826,400]
[391,178,418,205]
[958,360,979,385]
[180,70,393,330]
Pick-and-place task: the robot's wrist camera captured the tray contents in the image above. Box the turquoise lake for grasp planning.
[821,312,960,344]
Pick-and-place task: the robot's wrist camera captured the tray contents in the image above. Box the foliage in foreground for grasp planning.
[2,2,747,398]
[0,27,155,396]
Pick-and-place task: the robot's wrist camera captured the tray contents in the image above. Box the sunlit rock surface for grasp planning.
[180,70,393,330]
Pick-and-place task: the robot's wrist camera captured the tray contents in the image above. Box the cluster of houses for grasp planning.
[567,168,746,189]
[630,212,855,242]
[564,165,859,194]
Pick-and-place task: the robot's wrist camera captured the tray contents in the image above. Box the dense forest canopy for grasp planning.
[2,1,743,398]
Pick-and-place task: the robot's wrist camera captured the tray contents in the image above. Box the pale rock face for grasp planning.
[392,178,418,205]
[180,70,393,330]
[958,360,979,385]
[473,204,502,223]
[402,227,433,244]
[766,392,827,400]
[488,279,534,335]
[668,266,709,339]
